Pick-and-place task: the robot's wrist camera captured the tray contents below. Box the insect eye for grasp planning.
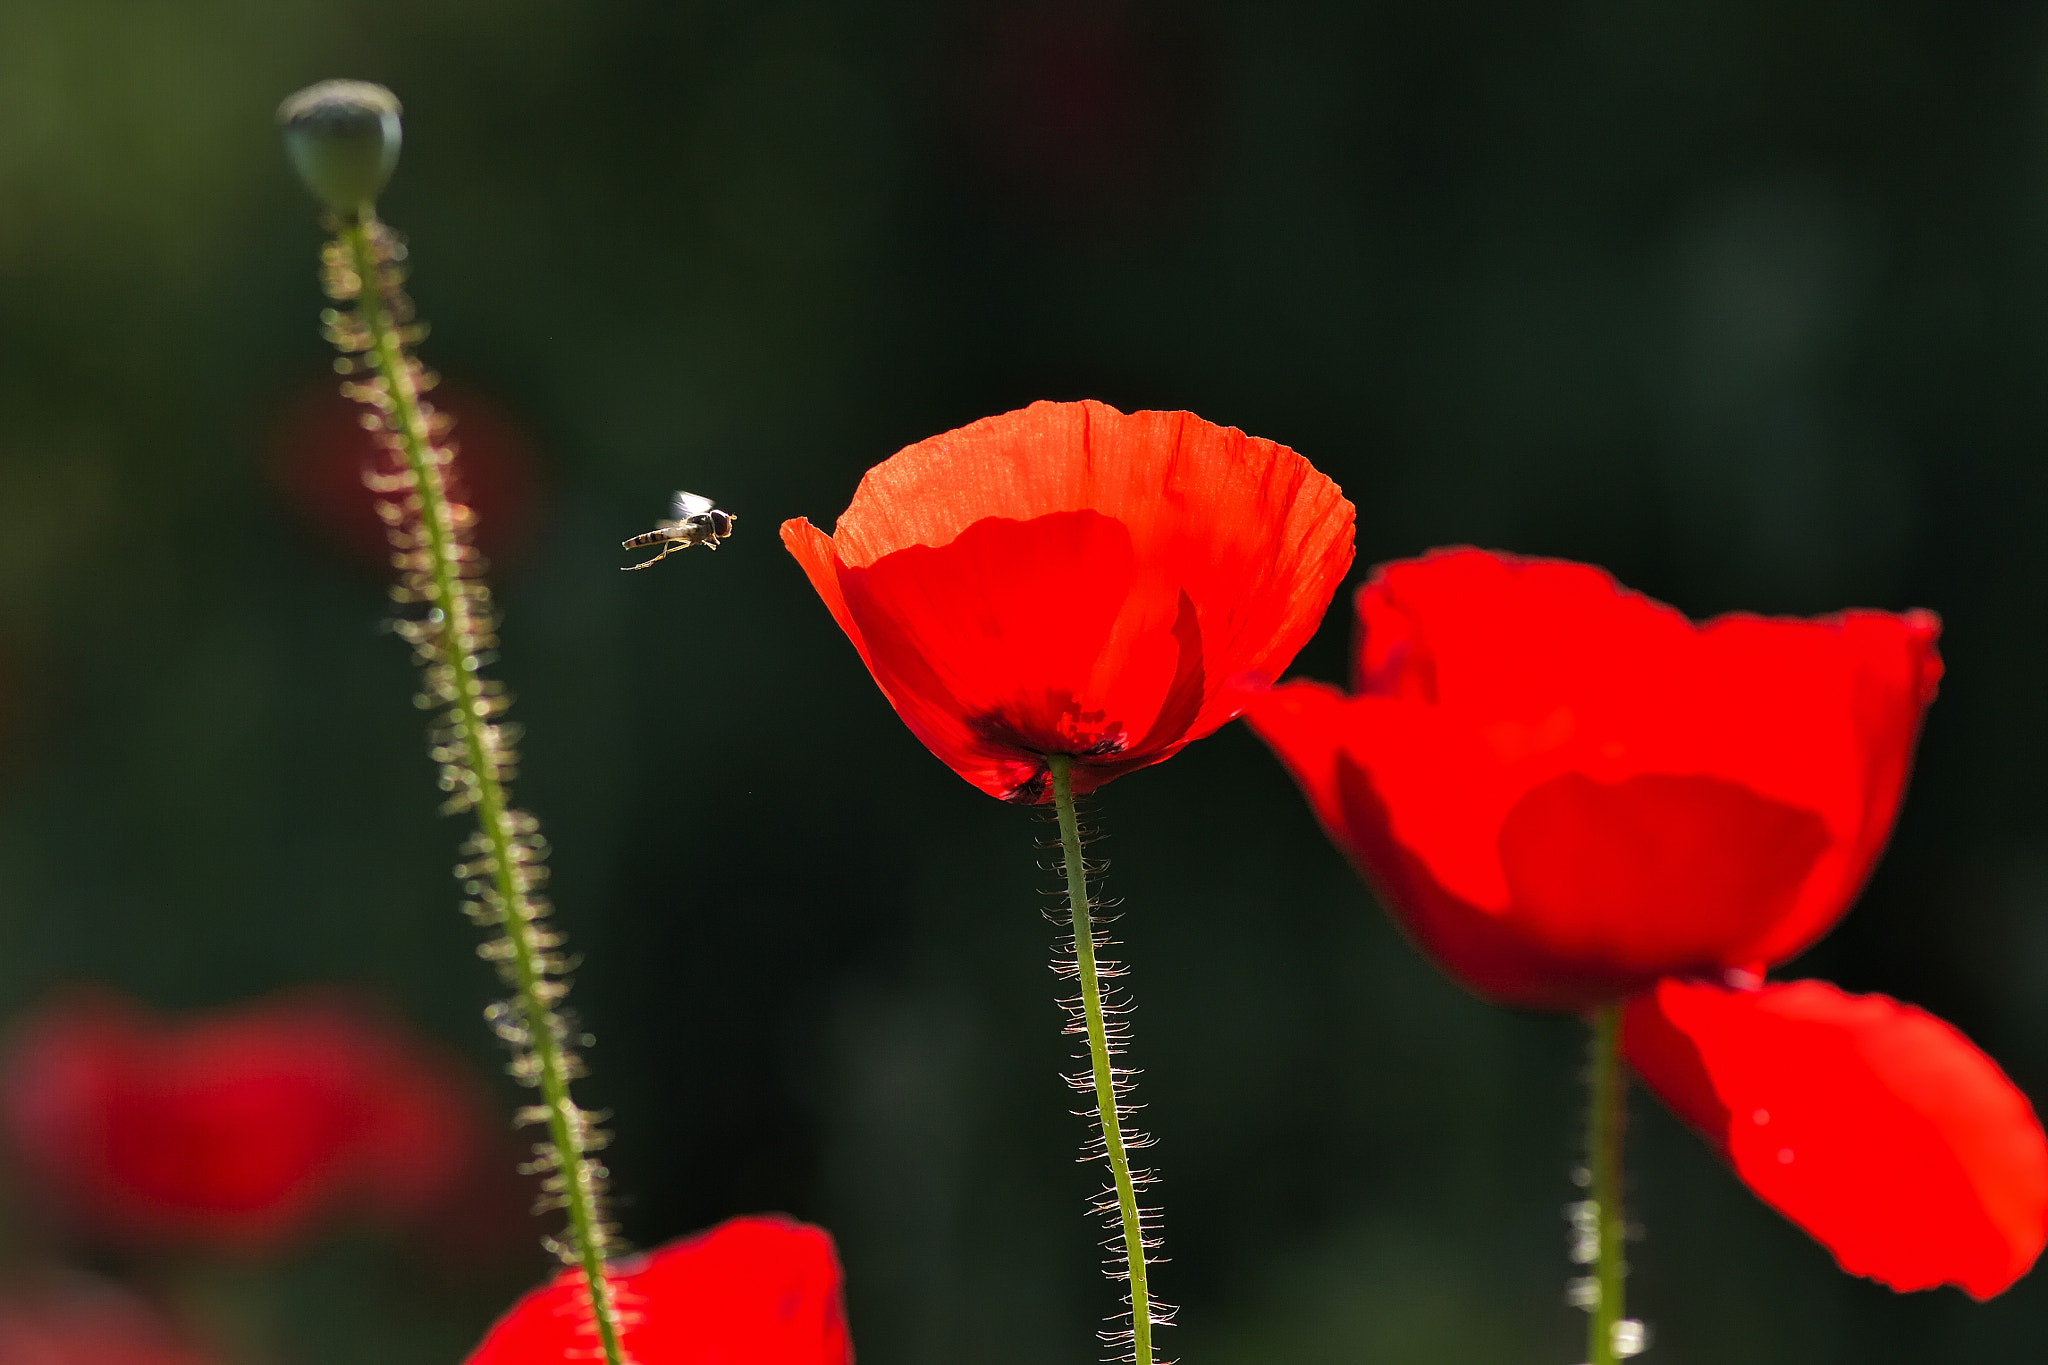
[709,511,731,535]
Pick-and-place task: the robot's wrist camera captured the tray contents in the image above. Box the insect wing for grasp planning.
[668,490,714,519]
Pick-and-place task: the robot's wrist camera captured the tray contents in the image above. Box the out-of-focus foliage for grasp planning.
[2,0,2048,1361]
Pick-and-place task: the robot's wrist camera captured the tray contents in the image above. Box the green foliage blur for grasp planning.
[3,0,2048,1360]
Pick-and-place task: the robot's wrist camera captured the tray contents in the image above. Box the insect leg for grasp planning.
[621,541,680,571]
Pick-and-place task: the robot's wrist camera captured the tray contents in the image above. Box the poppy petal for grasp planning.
[1494,772,1831,979]
[1625,978,2048,1299]
[783,517,872,676]
[464,1216,852,1365]
[843,510,1149,760]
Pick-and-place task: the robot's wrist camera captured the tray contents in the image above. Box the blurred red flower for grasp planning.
[268,377,545,574]
[464,1216,851,1365]
[1243,547,2048,1297]
[0,988,495,1256]
[783,399,1354,802]
[0,1280,214,1365]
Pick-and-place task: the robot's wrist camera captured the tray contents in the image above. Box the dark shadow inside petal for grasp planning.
[1323,754,1650,1010]
[1076,588,1209,789]
[1124,588,1205,756]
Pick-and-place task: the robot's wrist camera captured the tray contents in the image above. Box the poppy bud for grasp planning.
[277,80,403,218]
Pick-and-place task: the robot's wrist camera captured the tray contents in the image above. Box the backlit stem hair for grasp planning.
[1048,755,1173,1364]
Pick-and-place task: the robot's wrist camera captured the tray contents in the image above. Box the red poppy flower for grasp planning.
[1243,547,1941,1012]
[1243,547,2048,1296]
[268,377,545,574]
[0,1281,215,1365]
[0,988,492,1255]
[782,399,1354,802]
[464,1216,852,1365]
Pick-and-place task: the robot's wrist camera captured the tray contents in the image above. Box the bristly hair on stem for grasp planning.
[1571,1003,1647,1365]
[1042,758,1176,1364]
[313,211,630,1365]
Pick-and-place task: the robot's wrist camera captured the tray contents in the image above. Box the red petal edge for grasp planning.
[465,1215,853,1365]
[1625,978,2048,1298]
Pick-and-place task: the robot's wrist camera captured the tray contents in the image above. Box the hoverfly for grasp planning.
[620,491,736,570]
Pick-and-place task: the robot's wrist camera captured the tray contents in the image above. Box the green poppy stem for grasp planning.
[333,215,626,1365]
[1582,1002,1632,1365]
[1047,755,1164,1364]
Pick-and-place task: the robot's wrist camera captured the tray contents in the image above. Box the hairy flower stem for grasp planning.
[1048,755,1164,1364]
[331,216,626,1365]
[1584,1004,1628,1365]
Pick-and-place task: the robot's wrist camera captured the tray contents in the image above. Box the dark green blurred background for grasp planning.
[4,0,2048,1360]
